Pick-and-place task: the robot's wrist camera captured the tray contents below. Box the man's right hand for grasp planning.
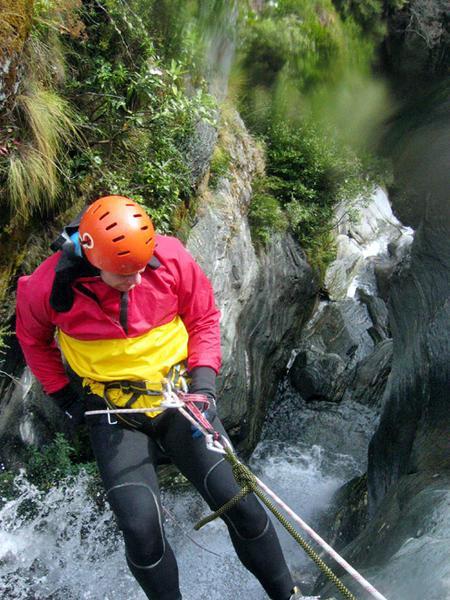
[49,384,85,429]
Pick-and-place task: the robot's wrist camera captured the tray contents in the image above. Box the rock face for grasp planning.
[289,188,411,414]
[0,0,33,111]
[318,107,450,599]
[187,111,318,450]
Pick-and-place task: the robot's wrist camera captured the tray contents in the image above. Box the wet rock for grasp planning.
[319,97,450,600]
[289,348,346,402]
[356,288,390,342]
[317,473,450,600]
[326,188,413,302]
[301,300,375,367]
[318,474,368,553]
[368,172,450,513]
[183,119,218,187]
[289,299,376,404]
[342,340,393,410]
[0,367,74,469]
[262,385,379,473]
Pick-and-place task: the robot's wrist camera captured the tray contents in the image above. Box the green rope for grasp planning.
[194,485,252,530]
[194,447,357,600]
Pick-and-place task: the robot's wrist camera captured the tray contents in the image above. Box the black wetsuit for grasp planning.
[86,397,294,600]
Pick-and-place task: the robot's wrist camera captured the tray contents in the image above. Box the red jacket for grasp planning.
[16,235,221,394]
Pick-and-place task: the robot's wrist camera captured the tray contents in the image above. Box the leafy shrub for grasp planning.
[62,0,215,231]
[25,433,96,491]
[237,1,387,276]
[0,433,97,507]
[333,0,408,40]
[250,122,374,274]
[248,189,288,246]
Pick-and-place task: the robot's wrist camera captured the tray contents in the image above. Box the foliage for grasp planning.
[0,0,216,234]
[250,122,375,273]
[139,0,234,73]
[0,433,97,506]
[59,0,215,231]
[25,433,96,491]
[237,0,378,130]
[235,1,388,275]
[0,1,82,222]
[332,0,404,41]
[0,467,16,504]
[6,84,79,217]
[248,186,288,247]
[0,324,11,353]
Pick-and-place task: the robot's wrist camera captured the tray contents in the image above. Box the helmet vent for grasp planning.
[145,237,153,244]
[99,211,110,220]
[117,250,130,256]
[105,222,117,230]
[141,225,149,231]
[133,213,143,218]
[92,204,102,214]
[112,235,125,243]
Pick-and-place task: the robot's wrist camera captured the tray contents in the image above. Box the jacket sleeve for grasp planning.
[172,240,222,374]
[16,274,70,394]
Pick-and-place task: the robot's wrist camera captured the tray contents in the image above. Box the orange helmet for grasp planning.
[78,195,155,274]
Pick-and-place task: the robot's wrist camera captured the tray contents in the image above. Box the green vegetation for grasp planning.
[25,433,96,491]
[249,122,374,273]
[8,85,79,217]
[0,0,218,351]
[0,433,97,504]
[333,0,407,41]
[0,1,80,221]
[0,0,216,232]
[60,0,215,232]
[234,0,388,274]
[208,144,232,190]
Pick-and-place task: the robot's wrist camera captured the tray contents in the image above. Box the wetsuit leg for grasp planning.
[88,419,182,600]
[157,412,294,600]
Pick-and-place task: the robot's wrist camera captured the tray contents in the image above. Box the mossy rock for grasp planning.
[0,0,33,110]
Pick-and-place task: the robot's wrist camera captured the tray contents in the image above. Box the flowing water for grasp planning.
[0,382,373,600]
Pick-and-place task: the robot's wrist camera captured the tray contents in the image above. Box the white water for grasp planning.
[0,431,361,599]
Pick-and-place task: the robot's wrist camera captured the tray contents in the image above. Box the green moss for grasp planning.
[209,144,231,190]
[248,187,288,247]
[0,0,33,62]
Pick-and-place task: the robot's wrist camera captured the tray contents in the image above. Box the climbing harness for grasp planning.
[84,380,388,600]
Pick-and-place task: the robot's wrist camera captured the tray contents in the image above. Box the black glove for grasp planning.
[49,383,85,429]
[188,366,217,437]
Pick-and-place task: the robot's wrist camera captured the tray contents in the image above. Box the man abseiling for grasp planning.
[16,194,301,600]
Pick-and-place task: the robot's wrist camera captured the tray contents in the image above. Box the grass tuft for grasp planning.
[7,84,79,216]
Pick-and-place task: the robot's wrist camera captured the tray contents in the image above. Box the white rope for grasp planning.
[85,406,167,415]
[176,403,388,599]
[253,475,388,600]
